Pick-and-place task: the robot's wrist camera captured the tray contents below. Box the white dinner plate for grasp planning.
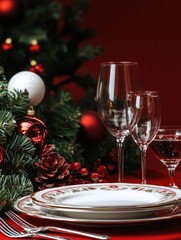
[38,200,180,220]
[13,196,181,226]
[31,183,181,211]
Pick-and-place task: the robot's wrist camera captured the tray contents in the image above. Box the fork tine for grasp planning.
[1,217,70,240]
[0,217,21,237]
[6,210,35,228]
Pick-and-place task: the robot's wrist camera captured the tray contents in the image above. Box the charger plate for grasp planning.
[31,183,181,211]
[13,195,181,226]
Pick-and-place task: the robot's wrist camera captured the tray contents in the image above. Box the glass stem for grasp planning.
[167,168,176,187]
[140,145,148,184]
[116,138,125,182]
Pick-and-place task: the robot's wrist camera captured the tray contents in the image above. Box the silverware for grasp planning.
[5,210,110,240]
[0,217,69,239]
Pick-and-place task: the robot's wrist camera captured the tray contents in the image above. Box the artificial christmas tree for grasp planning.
[0,0,140,213]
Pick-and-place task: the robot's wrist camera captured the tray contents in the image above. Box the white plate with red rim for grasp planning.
[13,195,181,225]
[31,183,181,211]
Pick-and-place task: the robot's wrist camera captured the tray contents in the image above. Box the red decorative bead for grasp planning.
[29,67,36,72]
[107,163,115,171]
[2,42,13,50]
[96,165,107,177]
[30,44,41,53]
[35,64,44,73]
[30,64,44,74]
[80,167,88,176]
[90,172,99,182]
[72,161,81,171]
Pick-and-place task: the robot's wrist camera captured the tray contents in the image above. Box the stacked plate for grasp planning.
[13,183,181,225]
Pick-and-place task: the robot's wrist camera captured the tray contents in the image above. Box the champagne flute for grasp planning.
[150,127,181,188]
[129,91,161,184]
[96,62,142,182]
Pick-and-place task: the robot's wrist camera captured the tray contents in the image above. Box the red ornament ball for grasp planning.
[0,0,21,21]
[2,38,13,50]
[80,111,107,143]
[18,110,48,152]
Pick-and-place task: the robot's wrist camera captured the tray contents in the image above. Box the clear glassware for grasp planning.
[96,62,142,182]
[129,91,161,184]
[150,127,181,188]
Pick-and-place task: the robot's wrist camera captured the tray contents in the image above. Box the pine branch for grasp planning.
[0,111,17,144]
[78,45,104,61]
[2,133,37,174]
[6,90,30,118]
[36,91,83,164]
[0,0,141,214]
[0,173,34,212]
[51,139,84,165]
[37,91,81,142]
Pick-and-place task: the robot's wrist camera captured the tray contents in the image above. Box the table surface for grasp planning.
[1,155,181,240]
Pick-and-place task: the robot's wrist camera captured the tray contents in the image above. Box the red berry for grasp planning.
[107,163,115,171]
[80,167,88,176]
[96,165,107,177]
[72,162,81,171]
[91,172,99,182]
[30,44,41,53]
[29,67,36,72]
[2,43,13,50]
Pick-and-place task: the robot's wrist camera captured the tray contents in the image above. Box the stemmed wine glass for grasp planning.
[128,91,161,184]
[150,127,181,188]
[96,62,142,182]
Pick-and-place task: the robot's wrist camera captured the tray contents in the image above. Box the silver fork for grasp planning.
[5,210,110,240]
[0,217,70,239]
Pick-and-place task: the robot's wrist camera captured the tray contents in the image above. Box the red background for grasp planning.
[62,0,181,184]
[81,0,181,183]
[81,0,181,126]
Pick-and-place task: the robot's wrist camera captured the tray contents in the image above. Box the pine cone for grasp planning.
[35,145,70,189]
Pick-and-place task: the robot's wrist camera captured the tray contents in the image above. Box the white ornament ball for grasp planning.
[8,71,46,106]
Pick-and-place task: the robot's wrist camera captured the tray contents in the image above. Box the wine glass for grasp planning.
[128,91,161,184]
[96,62,142,182]
[150,127,181,188]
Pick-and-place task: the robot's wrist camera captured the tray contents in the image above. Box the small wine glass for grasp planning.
[150,127,181,188]
[96,62,142,182]
[128,91,161,184]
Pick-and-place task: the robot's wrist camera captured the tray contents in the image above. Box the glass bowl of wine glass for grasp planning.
[96,61,142,182]
[150,127,181,188]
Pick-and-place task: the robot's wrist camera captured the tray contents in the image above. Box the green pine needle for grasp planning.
[0,111,17,144]
[7,90,30,118]
[0,173,34,212]
[0,0,141,214]
[2,133,37,174]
